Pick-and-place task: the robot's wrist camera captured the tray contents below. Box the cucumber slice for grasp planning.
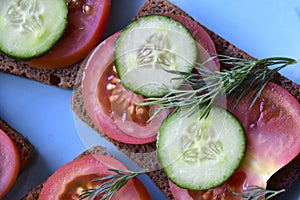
[114,15,198,97]
[157,106,246,190]
[0,0,68,60]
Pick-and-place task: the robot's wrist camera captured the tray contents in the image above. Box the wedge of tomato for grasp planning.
[0,129,20,199]
[39,154,151,200]
[169,82,300,199]
[26,0,111,69]
[81,15,219,144]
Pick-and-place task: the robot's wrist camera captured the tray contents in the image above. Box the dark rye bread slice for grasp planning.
[0,52,81,88]
[0,119,34,170]
[21,146,112,200]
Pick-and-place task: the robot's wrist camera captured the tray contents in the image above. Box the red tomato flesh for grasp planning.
[38,155,151,200]
[170,82,300,199]
[230,82,300,188]
[0,129,20,199]
[26,0,111,69]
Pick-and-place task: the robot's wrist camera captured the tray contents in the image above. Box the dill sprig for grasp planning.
[230,185,286,200]
[137,56,297,119]
[79,168,149,200]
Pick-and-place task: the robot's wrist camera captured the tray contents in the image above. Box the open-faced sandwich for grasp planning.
[0,0,111,88]
[0,119,34,199]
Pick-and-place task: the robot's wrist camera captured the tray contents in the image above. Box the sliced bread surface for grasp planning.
[0,52,80,88]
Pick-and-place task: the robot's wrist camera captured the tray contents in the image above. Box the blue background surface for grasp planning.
[0,0,300,199]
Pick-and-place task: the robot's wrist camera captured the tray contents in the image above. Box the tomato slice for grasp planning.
[81,15,219,144]
[169,82,300,199]
[82,32,170,144]
[230,82,300,188]
[38,154,151,200]
[26,0,111,69]
[0,129,20,199]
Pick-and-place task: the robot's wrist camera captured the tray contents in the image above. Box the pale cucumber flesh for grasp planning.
[157,106,246,190]
[114,15,198,97]
[0,0,68,60]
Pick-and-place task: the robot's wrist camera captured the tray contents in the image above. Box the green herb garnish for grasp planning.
[230,185,286,200]
[137,56,297,119]
[79,168,149,200]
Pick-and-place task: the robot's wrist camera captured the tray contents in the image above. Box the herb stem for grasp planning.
[230,185,286,200]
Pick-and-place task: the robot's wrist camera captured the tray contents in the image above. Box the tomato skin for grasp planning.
[0,129,20,199]
[38,154,151,200]
[26,0,111,69]
[165,14,220,71]
[169,82,300,199]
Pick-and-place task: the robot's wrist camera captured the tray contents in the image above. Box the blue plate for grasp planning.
[0,0,299,199]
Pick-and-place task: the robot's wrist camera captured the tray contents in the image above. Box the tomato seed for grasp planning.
[106,83,116,90]
[112,66,117,73]
[128,105,135,115]
[83,5,92,14]
[112,77,120,84]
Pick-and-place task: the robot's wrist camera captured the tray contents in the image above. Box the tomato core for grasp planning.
[98,65,151,126]
[59,174,102,199]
